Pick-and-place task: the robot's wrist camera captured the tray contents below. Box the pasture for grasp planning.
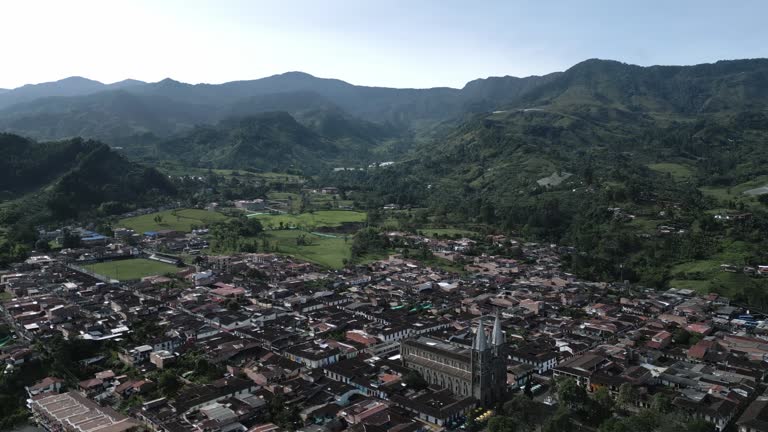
[118,208,230,233]
[268,230,352,268]
[248,210,366,230]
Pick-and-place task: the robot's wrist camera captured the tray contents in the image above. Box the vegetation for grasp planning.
[0,135,175,226]
[486,379,713,432]
[249,209,366,230]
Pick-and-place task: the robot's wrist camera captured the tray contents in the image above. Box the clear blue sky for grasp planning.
[2,0,766,89]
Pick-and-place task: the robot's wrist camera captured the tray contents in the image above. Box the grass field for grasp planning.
[627,217,661,232]
[268,230,352,268]
[249,210,367,230]
[0,292,13,301]
[118,208,230,233]
[83,258,181,281]
[648,163,694,181]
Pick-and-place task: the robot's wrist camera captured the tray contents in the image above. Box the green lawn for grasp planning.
[83,258,181,280]
[249,210,367,230]
[627,216,661,232]
[268,230,352,268]
[0,292,13,301]
[648,163,694,181]
[118,208,230,233]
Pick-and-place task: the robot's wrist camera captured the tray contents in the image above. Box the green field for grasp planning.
[83,258,181,280]
[0,292,13,301]
[249,210,367,230]
[268,230,352,268]
[648,163,694,181]
[700,175,768,206]
[118,208,230,233]
[627,216,661,232]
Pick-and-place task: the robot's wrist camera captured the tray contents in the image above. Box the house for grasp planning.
[509,344,558,374]
[391,386,475,426]
[78,378,105,397]
[30,392,141,432]
[737,395,768,432]
[118,345,153,366]
[150,350,176,369]
[26,377,64,397]
[552,353,609,389]
[646,330,673,350]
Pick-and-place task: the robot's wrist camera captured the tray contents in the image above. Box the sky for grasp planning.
[1,0,767,89]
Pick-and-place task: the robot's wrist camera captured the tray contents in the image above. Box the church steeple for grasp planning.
[473,317,488,351]
[491,310,504,346]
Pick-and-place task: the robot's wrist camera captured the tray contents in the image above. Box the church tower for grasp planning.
[489,309,508,402]
[471,313,508,406]
[471,317,492,405]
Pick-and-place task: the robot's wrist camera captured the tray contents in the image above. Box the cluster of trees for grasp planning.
[350,227,392,259]
[486,380,713,432]
[209,217,264,252]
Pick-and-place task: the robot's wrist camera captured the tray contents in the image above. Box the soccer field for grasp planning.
[83,258,181,280]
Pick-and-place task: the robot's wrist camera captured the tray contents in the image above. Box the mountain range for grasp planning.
[2,58,768,144]
[0,68,560,145]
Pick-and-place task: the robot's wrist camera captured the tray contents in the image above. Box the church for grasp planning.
[400,312,508,406]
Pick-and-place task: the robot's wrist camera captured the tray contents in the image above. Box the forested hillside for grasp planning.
[0,134,175,228]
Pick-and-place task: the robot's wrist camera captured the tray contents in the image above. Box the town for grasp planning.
[2,213,768,432]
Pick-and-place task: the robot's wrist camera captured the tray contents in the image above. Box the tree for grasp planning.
[34,238,51,252]
[502,394,538,429]
[617,383,639,410]
[556,378,587,412]
[61,229,81,248]
[157,370,182,397]
[590,387,614,425]
[542,407,573,432]
[650,393,672,414]
[403,370,428,390]
[488,416,518,432]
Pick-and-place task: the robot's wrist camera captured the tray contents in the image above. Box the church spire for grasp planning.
[491,309,504,346]
[473,317,488,351]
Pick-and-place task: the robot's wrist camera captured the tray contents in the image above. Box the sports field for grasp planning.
[118,208,230,233]
[83,258,180,280]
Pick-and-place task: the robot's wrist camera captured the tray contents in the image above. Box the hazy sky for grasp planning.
[2,0,766,89]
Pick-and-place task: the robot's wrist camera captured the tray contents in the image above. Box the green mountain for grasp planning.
[0,90,211,145]
[516,58,768,114]
[326,59,768,307]
[0,133,175,225]
[137,112,336,172]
